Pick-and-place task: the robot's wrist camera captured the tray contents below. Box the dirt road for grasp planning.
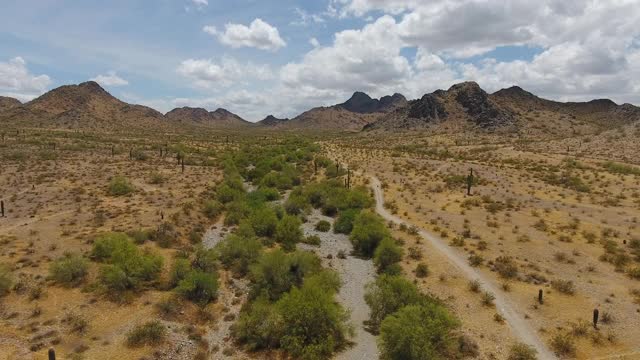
[370,176,556,360]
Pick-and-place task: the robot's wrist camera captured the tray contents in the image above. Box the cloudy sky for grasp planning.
[1,0,639,121]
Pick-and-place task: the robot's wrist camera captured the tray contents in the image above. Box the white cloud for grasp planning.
[192,0,208,6]
[281,16,410,95]
[90,71,129,87]
[0,57,51,102]
[203,19,286,51]
[309,37,320,47]
[177,57,273,89]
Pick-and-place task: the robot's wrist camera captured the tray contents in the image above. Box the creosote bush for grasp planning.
[315,220,331,232]
[49,253,89,287]
[176,270,219,306]
[126,320,167,347]
[91,232,163,294]
[507,343,537,360]
[108,176,135,196]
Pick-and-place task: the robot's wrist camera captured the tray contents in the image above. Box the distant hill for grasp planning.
[165,106,252,128]
[365,82,640,135]
[0,81,166,131]
[0,96,21,112]
[338,92,407,114]
[1,80,637,135]
[270,92,407,131]
[257,115,289,126]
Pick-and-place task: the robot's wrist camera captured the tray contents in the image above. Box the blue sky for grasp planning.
[1,0,639,121]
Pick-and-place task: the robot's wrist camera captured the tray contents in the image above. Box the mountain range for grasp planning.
[0,80,638,135]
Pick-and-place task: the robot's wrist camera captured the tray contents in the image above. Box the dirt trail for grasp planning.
[370,176,556,360]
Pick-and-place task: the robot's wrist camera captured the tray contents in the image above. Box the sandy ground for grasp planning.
[300,209,379,360]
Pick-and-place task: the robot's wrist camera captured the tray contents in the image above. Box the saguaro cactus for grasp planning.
[48,348,56,360]
[1,200,4,217]
[181,157,185,173]
[538,289,543,304]
[466,168,474,196]
[593,308,599,329]
[347,167,351,189]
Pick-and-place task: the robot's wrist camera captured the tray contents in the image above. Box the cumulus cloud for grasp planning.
[281,16,410,95]
[0,57,51,102]
[177,57,273,89]
[203,19,286,51]
[90,71,129,87]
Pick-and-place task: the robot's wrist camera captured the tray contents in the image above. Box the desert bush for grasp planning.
[176,270,219,305]
[192,246,218,273]
[49,253,89,287]
[169,258,192,288]
[249,249,321,301]
[0,264,12,296]
[507,343,537,360]
[216,234,262,276]
[333,209,360,234]
[92,233,163,292]
[126,321,166,347]
[301,235,321,246]
[232,297,284,350]
[350,210,390,257]
[415,263,429,278]
[315,220,331,232]
[152,222,178,248]
[202,200,223,219]
[275,214,303,252]
[276,275,350,359]
[493,256,518,279]
[249,207,279,238]
[108,176,135,196]
[364,275,428,331]
[148,172,166,184]
[551,279,576,295]
[379,303,459,360]
[550,333,576,357]
[373,237,403,275]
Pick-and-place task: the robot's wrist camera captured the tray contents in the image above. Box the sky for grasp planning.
[1,0,639,121]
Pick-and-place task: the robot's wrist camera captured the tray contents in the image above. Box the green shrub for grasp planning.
[152,222,178,248]
[169,258,192,287]
[249,249,321,301]
[493,256,518,279]
[350,211,390,257]
[507,343,537,360]
[364,275,428,331]
[216,234,262,276]
[108,176,135,196]
[92,233,163,292]
[192,246,218,273]
[176,270,219,305]
[128,229,151,244]
[415,263,429,278]
[249,207,279,238]
[550,333,576,357]
[333,209,360,234]
[315,220,331,232]
[233,297,284,350]
[551,279,576,295]
[148,171,166,184]
[276,275,350,359]
[373,237,403,275]
[126,320,166,347]
[302,235,321,246]
[275,215,303,252]
[49,253,89,287]
[202,200,223,219]
[0,264,12,296]
[379,303,459,360]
